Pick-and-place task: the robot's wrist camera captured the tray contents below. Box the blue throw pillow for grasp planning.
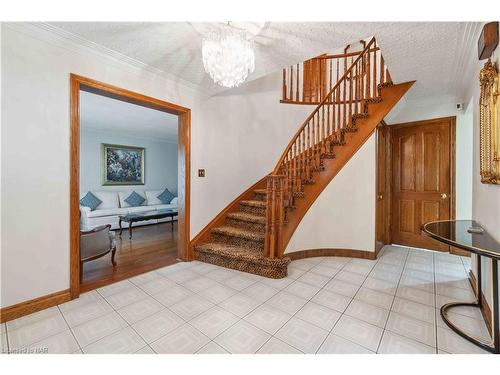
[125,191,145,207]
[80,191,102,211]
[157,188,175,204]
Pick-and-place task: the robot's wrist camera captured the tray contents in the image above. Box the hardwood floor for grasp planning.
[80,222,179,293]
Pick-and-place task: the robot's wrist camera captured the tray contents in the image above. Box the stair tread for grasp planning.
[254,189,267,195]
[240,200,266,207]
[212,225,265,241]
[226,211,266,224]
[196,242,264,259]
[196,242,290,266]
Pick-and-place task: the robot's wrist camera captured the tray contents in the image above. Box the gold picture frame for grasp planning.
[102,143,145,186]
[479,59,500,184]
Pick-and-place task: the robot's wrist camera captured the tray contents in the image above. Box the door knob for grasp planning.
[441,193,448,199]
[378,194,383,200]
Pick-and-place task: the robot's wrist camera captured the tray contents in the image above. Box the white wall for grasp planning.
[285,134,376,253]
[468,47,500,309]
[1,23,381,308]
[80,127,178,195]
[193,72,312,237]
[1,23,202,307]
[455,98,473,220]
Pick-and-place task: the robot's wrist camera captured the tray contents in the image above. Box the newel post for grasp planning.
[264,175,285,259]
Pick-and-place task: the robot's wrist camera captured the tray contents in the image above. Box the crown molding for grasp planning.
[2,22,209,97]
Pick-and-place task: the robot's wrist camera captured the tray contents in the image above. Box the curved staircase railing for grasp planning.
[265,37,392,259]
[281,41,382,105]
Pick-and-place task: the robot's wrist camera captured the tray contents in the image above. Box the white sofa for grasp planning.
[80,190,178,231]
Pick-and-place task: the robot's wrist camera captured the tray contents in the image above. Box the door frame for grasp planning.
[375,116,456,252]
[70,74,192,299]
[375,124,392,255]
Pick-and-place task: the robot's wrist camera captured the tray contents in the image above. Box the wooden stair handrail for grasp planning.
[272,37,376,174]
[265,36,396,260]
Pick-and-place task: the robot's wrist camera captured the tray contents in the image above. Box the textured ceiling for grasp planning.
[50,22,481,102]
[80,90,178,141]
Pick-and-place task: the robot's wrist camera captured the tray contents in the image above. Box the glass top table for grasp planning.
[119,209,178,239]
[422,219,500,353]
[422,220,500,260]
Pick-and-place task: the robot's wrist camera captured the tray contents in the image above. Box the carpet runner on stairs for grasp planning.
[194,189,291,279]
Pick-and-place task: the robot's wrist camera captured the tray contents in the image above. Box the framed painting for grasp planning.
[102,143,145,185]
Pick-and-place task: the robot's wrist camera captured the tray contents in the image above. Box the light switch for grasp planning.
[198,169,205,177]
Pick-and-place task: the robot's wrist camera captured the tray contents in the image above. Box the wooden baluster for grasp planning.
[284,155,289,207]
[349,71,353,128]
[361,57,365,101]
[309,59,313,103]
[343,73,347,129]
[336,58,339,92]
[289,152,293,205]
[306,121,311,179]
[354,63,358,115]
[318,59,321,102]
[311,113,316,169]
[296,63,300,102]
[316,111,320,165]
[302,128,306,180]
[372,48,377,98]
[276,176,284,255]
[296,138,300,188]
[318,105,326,155]
[357,61,361,113]
[380,55,385,86]
[292,142,297,195]
[329,59,333,95]
[296,133,301,183]
[366,48,371,98]
[327,97,331,141]
[335,85,342,137]
[331,91,336,140]
[290,65,294,102]
[282,68,287,101]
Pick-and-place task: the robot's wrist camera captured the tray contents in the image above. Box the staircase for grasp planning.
[192,37,415,278]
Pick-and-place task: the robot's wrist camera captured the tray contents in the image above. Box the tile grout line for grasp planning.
[433,250,439,353]
[374,246,410,353]
[314,255,382,353]
[218,257,345,354]
[259,257,353,354]
[57,305,83,353]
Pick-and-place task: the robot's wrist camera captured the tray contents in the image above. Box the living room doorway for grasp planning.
[70,75,191,297]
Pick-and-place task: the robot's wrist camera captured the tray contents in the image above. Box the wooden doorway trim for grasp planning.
[375,123,392,255]
[387,116,456,251]
[70,74,191,299]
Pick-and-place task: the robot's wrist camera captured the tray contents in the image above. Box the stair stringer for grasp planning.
[189,176,267,254]
[278,81,415,256]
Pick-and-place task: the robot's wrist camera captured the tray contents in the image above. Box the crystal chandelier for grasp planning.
[202,25,255,88]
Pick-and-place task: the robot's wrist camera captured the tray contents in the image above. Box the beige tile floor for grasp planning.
[0,245,492,354]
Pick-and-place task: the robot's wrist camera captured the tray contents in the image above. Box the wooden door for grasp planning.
[376,125,390,252]
[391,117,455,251]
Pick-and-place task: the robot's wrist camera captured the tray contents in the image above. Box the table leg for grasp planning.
[440,254,499,353]
[129,221,133,240]
[492,259,499,352]
[171,216,174,232]
[119,218,123,236]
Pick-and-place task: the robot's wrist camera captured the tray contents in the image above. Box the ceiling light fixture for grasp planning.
[202,23,255,88]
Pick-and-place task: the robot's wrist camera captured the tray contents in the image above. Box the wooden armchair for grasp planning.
[80,224,117,282]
